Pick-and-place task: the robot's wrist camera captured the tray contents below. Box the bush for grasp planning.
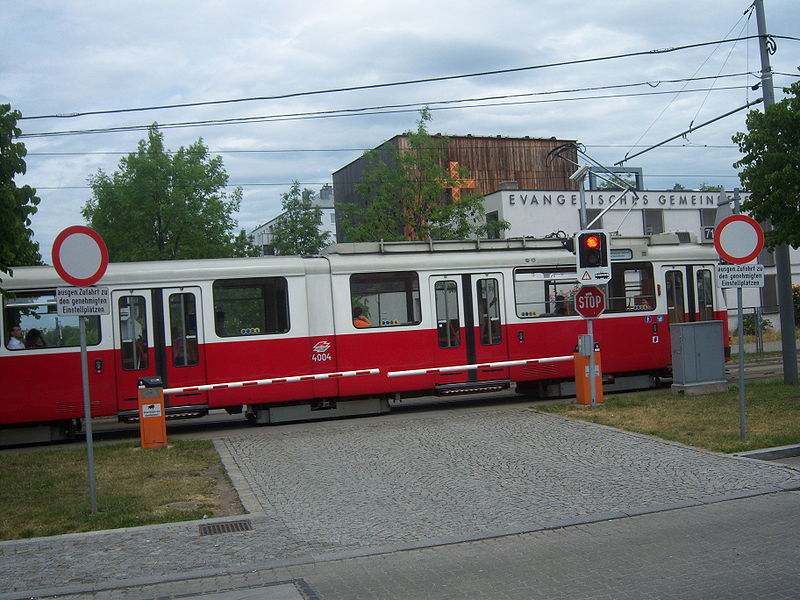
[794,285,800,328]
[740,313,772,336]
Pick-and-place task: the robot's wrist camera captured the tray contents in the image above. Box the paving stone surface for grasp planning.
[1,403,799,599]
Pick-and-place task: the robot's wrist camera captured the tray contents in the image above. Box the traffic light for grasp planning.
[576,231,610,269]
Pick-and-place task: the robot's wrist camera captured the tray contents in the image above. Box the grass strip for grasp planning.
[0,440,225,541]
[539,380,800,454]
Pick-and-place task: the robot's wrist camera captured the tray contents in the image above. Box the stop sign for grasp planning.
[574,285,606,319]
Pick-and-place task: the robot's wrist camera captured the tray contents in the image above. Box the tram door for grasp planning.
[112,288,207,411]
[162,287,207,408]
[663,265,718,324]
[430,273,509,385]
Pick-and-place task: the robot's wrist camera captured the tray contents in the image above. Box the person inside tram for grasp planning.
[24,328,46,348]
[6,324,25,350]
[352,306,371,328]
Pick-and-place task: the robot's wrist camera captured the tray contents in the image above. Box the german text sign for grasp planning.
[56,287,111,316]
[717,264,765,288]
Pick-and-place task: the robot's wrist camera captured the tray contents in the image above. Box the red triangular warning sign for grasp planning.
[581,271,592,280]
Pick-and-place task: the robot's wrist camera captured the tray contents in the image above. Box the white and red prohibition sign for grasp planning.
[574,285,606,319]
[52,226,109,286]
[713,215,765,264]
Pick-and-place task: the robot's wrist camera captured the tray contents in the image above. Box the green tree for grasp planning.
[698,183,722,191]
[82,125,243,261]
[733,79,800,249]
[231,229,262,257]
[339,109,506,242]
[0,104,42,285]
[270,182,331,255]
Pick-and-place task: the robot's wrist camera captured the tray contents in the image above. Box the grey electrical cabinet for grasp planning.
[670,321,728,394]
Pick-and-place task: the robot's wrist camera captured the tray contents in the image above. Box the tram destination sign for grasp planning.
[717,264,764,288]
[56,287,110,316]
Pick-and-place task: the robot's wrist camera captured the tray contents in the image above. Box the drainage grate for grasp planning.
[199,519,253,536]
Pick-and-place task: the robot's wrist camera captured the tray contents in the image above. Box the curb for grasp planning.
[735,444,800,461]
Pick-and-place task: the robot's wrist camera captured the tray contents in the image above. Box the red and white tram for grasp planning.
[0,233,728,443]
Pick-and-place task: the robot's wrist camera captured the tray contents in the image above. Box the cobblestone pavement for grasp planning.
[2,403,800,599]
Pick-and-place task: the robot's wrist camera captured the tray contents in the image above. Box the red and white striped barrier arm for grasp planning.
[388,355,573,378]
[162,368,380,396]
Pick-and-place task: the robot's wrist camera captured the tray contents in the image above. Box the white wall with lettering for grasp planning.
[483,190,728,239]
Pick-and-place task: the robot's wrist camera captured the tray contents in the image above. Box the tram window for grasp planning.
[213,277,289,337]
[350,271,421,328]
[119,295,148,370]
[477,278,502,345]
[3,291,100,350]
[607,263,655,312]
[435,280,460,348]
[696,269,714,321]
[665,271,686,323]
[513,268,578,318]
[169,293,198,367]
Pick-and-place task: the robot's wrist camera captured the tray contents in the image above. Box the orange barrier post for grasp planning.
[574,345,604,406]
[137,376,168,448]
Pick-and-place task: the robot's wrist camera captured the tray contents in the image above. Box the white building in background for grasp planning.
[483,186,800,327]
[250,184,336,255]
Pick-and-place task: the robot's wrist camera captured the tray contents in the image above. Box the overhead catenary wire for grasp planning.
[25,143,743,157]
[17,32,799,195]
[20,84,755,139]
[20,70,765,136]
[616,97,763,165]
[625,5,758,154]
[19,34,800,122]
[31,172,746,191]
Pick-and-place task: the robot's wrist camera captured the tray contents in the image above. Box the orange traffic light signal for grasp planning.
[577,231,609,269]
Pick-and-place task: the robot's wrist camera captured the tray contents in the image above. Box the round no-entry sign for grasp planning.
[52,226,109,286]
[713,215,764,264]
[574,285,606,319]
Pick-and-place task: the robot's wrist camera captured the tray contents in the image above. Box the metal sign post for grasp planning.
[574,285,607,407]
[52,226,109,515]
[714,213,765,442]
[78,315,96,514]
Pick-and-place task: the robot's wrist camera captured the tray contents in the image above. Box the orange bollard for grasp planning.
[137,376,168,448]
[574,347,604,405]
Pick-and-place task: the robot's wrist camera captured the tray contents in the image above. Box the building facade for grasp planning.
[332,135,579,242]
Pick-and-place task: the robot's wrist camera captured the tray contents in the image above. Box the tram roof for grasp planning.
[4,233,719,290]
[4,255,310,290]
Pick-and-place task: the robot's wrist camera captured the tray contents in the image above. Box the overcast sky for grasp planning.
[3,0,798,257]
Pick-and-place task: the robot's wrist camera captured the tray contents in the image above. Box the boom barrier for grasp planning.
[162,368,381,396]
[388,356,574,378]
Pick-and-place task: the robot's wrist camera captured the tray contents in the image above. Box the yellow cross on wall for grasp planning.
[444,161,476,201]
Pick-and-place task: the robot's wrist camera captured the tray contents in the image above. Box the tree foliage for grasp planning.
[0,104,42,284]
[733,79,800,249]
[82,125,243,261]
[339,109,507,242]
[231,229,262,257]
[270,181,331,255]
